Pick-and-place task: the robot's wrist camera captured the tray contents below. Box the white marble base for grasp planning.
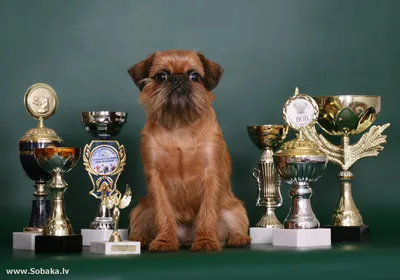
[13,232,41,251]
[90,241,141,255]
[272,228,331,248]
[81,229,128,246]
[249,227,275,244]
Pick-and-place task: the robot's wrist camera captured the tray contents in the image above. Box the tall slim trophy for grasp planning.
[90,185,140,255]
[247,125,288,243]
[80,111,129,246]
[301,89,390,242]
[13,83,63,251]
[34,147,82,253]
[272,90,331,247]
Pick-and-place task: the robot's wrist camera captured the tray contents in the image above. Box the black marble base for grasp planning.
[25,199,50,230]
[325,225,370,242]
[35,235,82,254]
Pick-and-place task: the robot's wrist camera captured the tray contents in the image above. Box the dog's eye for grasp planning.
[189,72,200,82]
[155,72,169,83]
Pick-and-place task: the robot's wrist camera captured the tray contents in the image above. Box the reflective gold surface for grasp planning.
[303,94,390,227]
[20,83,62,143]
[247,125,289,150]
[314,95,381,136]
[34,147,81,236]
[102,184,132,242]
[247,125,288,228]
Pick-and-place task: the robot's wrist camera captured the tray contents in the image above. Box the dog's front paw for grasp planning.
[191,238,221,252]
[226,235,251,248]
[129,235,150,248]
[149,238,179,253]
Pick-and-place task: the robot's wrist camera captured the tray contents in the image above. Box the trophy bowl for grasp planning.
[313,95,381,136]
[34,147,81,236]
[81,111,127,138]
[247,125,289,150]
[35,147,81,175]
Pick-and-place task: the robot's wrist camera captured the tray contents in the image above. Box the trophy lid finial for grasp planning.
[19,83,63,143]
[275,88,327,157]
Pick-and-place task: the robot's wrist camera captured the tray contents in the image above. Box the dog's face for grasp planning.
[128,50,223,129]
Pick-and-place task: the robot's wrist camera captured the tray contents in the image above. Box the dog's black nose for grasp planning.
[172,75,184,85]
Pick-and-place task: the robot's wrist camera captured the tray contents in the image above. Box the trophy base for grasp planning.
[81,229,128,246]
[249,227,275,244]
[13,232,41,251]
[90,241,141,255]
[325,225,370,242]
[273,228,331,248]
[35,234,82,254]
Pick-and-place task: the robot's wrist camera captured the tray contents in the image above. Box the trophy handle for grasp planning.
[275,174,283,207]
[252,168,261,198]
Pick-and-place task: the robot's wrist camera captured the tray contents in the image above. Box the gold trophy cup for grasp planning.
[33,147,82,253]
[247,125,288,228]
[301,89,390,242]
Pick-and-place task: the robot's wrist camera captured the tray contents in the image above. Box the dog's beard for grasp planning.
[139,81,210,129]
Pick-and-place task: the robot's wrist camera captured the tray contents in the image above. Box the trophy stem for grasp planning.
[284,183,319,229]
[90,201,113,229]
[24,180,51,232]
[253,148,283,228]
[109,207,122,242]
[43,171,73,236]
[333,170,363,226]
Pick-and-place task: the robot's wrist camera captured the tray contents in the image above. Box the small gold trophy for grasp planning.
[34,147,82,253]
[301,89,390,242]
[272,89,331,247]
[14,83,63,251]
[247,125,288,244]
[90,185,140,255]
[80,111,129,246]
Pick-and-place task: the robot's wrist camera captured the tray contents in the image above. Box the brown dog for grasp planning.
[127,50,251,252]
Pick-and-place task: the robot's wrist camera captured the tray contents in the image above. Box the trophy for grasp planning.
[90,185,140,255]
[246,125,288,243]
[80,111,129,246]
[272,90,331,247]
[33,147,82,253]
[302,90,390,242]
[14,83,63,251]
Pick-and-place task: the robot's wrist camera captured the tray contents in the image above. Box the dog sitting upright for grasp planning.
[127,50,251,252]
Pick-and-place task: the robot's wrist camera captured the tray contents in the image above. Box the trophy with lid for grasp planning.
[272,88,331,247]
[80,111,130,246]
[13,83,63,250]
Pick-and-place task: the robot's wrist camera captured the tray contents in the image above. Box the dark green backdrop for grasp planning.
[1,0,399,245]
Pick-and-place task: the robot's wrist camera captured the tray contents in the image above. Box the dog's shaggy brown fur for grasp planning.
[127,50,251,252]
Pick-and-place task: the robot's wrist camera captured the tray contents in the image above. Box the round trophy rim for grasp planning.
[87,144,122,176]
[81,111,127,116]
[24,83,58,120]
[313,95,381,99]
[283,89,319,131]
[246,124,288,129]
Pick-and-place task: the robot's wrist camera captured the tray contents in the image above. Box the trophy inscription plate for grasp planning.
[84,141,126,201]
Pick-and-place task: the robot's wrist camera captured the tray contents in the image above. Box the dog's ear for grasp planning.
[197,52,224,91]
[128,53,156,91]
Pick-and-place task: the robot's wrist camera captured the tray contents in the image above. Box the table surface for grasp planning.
[2,237,400,280]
